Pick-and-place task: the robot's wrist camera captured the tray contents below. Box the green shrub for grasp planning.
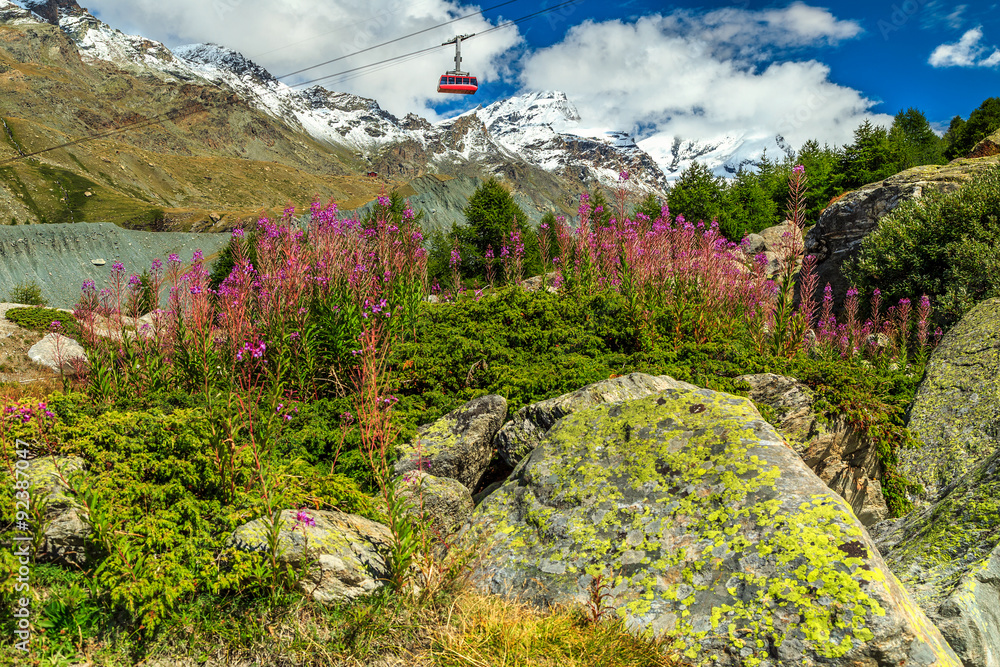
[5,306,82,338]
[7,279,47,306]
[846,165,1000,326]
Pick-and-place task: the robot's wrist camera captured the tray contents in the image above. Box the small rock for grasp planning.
[83,191,93,197]
[91,258,105,266]
[27,334,87,374]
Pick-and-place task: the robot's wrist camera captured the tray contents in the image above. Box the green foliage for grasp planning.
[667,161,726,227]
[846,165,1000,325]
[7,279,47,306]
[632,192,663,222]
[944,97,1000,159]
[890,107,946,168]
[836,119,903,190]
[720,166,780,240]
[796,140,839,221]
[209,231,260,290]
[5,306,82,339]
[457,177,539,282]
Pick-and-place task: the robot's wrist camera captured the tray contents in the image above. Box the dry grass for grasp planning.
[426,590,683,667]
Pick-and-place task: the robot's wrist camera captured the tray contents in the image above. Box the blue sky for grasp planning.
[81,0,1000,149]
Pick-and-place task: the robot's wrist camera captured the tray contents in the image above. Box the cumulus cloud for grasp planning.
[82,0,522,119]
[519,8,888,152]
[929,27,1000,68]
[654,0,862,62]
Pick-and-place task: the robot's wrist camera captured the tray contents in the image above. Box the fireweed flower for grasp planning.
[793,164,806,175]
[168,253,180,265]
[232,228,245,239]
[111,261,125,274]
[619,170,630,181]
[129,274,142,288]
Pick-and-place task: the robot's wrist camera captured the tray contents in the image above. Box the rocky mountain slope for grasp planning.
[0,0,680,234]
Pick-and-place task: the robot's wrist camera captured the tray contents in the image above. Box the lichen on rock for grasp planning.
[902,297,1000,506]
[461,383,959,666]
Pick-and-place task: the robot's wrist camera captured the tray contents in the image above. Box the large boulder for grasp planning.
[393,394,507,492]
[736,373,889,526]
[228,509,393,603]
[27,333,86,374]
[803,157,999,311]
[494,373,697,467]
[876,448,1000,667]
[901,298,1000,506]
[461,383,959,666]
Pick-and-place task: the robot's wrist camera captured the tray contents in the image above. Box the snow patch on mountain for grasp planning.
[0,0,46,25]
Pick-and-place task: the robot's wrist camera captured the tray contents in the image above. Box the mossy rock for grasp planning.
[494,373,697,467]
[228,509,392,603]
[902,297,1000,506]
[461,382,959,666]
[877,447,1000,667]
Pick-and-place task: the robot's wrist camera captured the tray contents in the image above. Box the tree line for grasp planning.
[417,97,1000,287]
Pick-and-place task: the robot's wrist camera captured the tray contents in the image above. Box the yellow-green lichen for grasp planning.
[467,388,892,664]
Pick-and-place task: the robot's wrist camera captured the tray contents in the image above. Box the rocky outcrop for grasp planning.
[493,373,697,467]
[876,448,1000,667]
[901,298,1000,506]
[461,383,959,666]
[803,158,1000,310]
[27,333,86,373]
[393,394,507,492]
[968,128,1000,159]
[737,373,889,526]
[228,509,392,603]
[396,471,474,536]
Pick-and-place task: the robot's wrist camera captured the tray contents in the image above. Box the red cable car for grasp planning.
[438,34,478,95]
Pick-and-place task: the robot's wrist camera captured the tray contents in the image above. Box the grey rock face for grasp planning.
[737,373,889,526]
[229,509,393,603]
[902,297,1000,506]
[462,383,959,666]
[494,373,697,467]
[876,448,1000,667]
[393,394,507,492]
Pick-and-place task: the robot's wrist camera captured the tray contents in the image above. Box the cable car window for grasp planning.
[471,78,477,86]
[449,77,456,84]
[440,76,447,83]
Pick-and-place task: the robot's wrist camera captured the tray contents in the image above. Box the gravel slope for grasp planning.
[0,223,229,309]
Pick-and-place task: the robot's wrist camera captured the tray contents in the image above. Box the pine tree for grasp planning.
[889,107,945,168]
[458,178,539,282]
[667,161,726,226]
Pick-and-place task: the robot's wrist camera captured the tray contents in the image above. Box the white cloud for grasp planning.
[519,9,888,152]
[82,0,523,119]
[929,27,1000,67]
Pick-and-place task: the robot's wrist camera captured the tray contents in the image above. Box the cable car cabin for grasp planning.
[438,74,478,95]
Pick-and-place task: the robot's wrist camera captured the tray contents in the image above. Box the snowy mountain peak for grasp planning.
[19,0,81,25]
[477,90,582,134]
[173,43,276,86]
